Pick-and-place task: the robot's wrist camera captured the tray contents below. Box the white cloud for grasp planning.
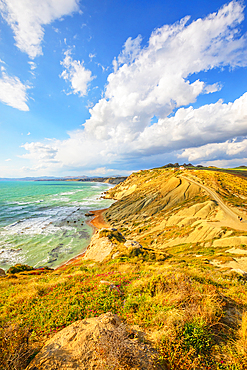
[0,0,79,58]
[28,61,36,71]
[88,167,131,176]
[117,35,142,66]
[179,138,247,162]
[134,92,247,155]
[88,167,115,176]
[20,142,58,161]
[21,1,247,172]
[0,69,30,111]
[27,132,31,135]
[81,0,247,149]
[199,158,247,169]
[60,50,94,97]
[5,158,11,161]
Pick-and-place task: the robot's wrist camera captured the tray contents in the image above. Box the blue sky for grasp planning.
[0,0,247,177]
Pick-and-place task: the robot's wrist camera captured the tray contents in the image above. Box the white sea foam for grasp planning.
[0,181,113,270]
[8,206,25,211]
[1,204,85,236]
[52,196,70,202]
[0,247,24,266]
[60,190,81,196]
[16,201,33,205]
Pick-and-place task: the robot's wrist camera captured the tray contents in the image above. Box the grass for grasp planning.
[187,170,247,208]
[1,257,247,369]
[1,168,247,369]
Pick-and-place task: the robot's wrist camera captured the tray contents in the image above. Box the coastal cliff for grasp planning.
[103,168,247,273]
[1,167,247,369]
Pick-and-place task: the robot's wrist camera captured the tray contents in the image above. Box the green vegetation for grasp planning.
[99,228,126,243]
[189,169,247,207]
[1,167,247,369]
[7,264,34,274]
[1,258,247,369]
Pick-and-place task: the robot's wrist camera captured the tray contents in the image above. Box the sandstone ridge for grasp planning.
[103,168,247,273]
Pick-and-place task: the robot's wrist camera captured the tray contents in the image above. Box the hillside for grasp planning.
[1,167,247,369]
[104,168,247,273]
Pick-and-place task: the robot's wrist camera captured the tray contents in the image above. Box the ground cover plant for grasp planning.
[1,168,247,369]
[1,257,247,369]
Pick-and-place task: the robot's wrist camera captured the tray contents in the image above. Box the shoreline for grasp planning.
[56,208,109,270]
[86,208,110,230]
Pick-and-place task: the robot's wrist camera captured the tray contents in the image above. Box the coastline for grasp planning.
[56,208,109,270]
[86,208,110,230]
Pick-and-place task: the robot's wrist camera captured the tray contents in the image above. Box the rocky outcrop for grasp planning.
[83,228,127,262]
[83,228,149,262]
[0,268,6,276]
[26,312,164,370]
[83,230,115,262]
[103,176,127,185]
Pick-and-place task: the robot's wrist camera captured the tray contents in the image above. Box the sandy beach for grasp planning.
[56,208,109,270]
[87,208,110,229]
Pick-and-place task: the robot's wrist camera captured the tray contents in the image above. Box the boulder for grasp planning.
[0,268,6,276]
[26,312,164,370]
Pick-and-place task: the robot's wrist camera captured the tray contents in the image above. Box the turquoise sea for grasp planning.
[0,181,113,271]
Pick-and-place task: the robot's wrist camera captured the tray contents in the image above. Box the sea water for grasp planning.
[0,181,114,271]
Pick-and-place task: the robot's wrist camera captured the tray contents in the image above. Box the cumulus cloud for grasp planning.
[114,34,142,69]
[88,167,131,176]
[83,1,247,144]
[179,138,247,162]
[199,157,247,169]
[60,50,94,97]
[134,93,247,155]
[88,167,122,176]
[20,142,58,161]
[22,1,247,171]
[0,69,30,111]
[0,0,79,58]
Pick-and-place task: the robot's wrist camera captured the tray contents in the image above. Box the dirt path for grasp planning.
[181,175,247,231]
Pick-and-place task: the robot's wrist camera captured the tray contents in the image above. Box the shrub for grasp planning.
[7,264,34,274]
[99,229,126,244]
[0,323,36,370]
[182,320,213,354]
[97,323,158,370]
[158,335,198,370]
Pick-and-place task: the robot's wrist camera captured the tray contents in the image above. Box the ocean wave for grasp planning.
[0,181,113,270]
[52,196,70,202]
[0,247,24,266]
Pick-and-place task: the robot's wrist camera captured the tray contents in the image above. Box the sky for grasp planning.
[0,0,247,178]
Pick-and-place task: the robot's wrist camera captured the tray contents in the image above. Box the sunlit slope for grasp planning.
[105,169,203,220]
[104,169,247,262]
[184,169,247,211]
